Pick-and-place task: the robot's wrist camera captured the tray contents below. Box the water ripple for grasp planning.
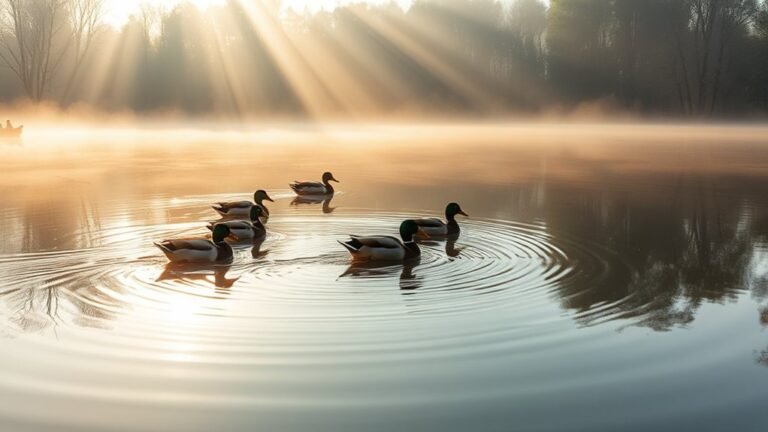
[0,196,640,424]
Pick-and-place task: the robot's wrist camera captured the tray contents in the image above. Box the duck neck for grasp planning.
[402,231,414,243]
[446,209,458,223]
[323,179,335,194]
[403,237,420,258]
[216,242,233,260]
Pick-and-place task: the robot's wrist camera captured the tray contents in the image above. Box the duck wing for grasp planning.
[290,181,327,195]
[217,221,253,231]
[414,218,445,228]
[159,239,216,252]
[216,200,252,210]
[348,235,403,249]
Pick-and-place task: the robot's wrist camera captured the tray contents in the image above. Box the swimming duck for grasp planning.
[155,224,234,264]
[212,190,273,218]
[414,203,468,236]
[290,172,339,196]
[207,206,266,241]
[338,220,428,262]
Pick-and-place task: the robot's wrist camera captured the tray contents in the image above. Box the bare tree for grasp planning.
[0,0,68,101]
[63,0,105,99]
[672,0,758,114]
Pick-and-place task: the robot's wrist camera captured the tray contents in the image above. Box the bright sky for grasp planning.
[104,0,414,27]
[104,1,552,27]
[105,1,224,27]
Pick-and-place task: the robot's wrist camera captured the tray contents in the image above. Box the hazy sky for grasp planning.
[104,0,415,27]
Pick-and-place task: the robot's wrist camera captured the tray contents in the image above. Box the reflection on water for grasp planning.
[1,124,768,431]
[340,258,423,291]
[157,264,240,290]
[291,194,337,214]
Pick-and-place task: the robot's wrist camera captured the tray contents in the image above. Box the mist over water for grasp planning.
[0,123,766,431]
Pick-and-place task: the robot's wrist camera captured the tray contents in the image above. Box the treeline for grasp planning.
[1,0,767,117]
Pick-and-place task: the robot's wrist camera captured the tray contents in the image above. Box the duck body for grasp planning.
[414,203,468,237]
[290,172,339,196]
[212,200,253,218]
[212,190,273,218]
[155,225,234,264]
[413,218,455,236]
[207,206,267,241]
[339,220,426,262]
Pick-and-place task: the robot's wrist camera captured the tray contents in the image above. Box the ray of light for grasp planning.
[345,6,499,110]
[233,0,342,118]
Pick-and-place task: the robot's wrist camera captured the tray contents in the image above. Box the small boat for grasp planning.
[0,126,22,138]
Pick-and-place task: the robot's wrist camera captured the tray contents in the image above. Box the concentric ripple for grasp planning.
[0,195,643,430]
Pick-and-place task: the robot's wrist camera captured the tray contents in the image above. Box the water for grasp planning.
[1,123,767,431]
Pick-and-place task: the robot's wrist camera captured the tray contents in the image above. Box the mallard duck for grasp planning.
[212,190,273,218]
[414,203,468,236]
[338,220,428,262]
[290,172,339,196]
[206,206,266,241]
[155,224,234,264]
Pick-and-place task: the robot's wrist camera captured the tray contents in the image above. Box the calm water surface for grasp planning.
[1,123,767,431]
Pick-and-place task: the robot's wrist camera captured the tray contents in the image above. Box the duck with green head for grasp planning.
[155,224,234,264]
[213,189,274,218]
[207,206,266,241]
[339,220,429,261]
[414,203,468,236]
[290,172,339,196]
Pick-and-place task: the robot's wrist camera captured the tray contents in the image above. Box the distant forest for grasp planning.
[1,0,768,117]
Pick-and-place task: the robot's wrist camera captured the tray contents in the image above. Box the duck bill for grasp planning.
[459,210,469,217]
[416,228,431,240]
[331,177,340,183]
[265,195,275,202]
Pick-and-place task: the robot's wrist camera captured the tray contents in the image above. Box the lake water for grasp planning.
[1,123,767,431]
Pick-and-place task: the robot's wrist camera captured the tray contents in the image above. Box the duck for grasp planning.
[206,206,266,241]
[414,203,468,236]
[338,220,428,262]
[155,224,234,264]
[212,190,273,218]
[290,172,339,196]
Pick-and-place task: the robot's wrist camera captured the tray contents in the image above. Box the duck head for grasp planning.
[446,203,469,221]
[322,172,339,184]
[254,190,274,204]
[401,220,429,242]
[212,224,231,243]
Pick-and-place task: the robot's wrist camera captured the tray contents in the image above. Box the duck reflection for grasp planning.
[157,264,240,290]
[420,233,463,258]
[291,194,336,214]
[340,258,422,291]
[250,236,270,260]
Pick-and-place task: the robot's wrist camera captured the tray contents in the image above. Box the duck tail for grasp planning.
[154,242,174,258]
[289,183,300,193]
[212,205,226,215]
[338,240,360,254]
